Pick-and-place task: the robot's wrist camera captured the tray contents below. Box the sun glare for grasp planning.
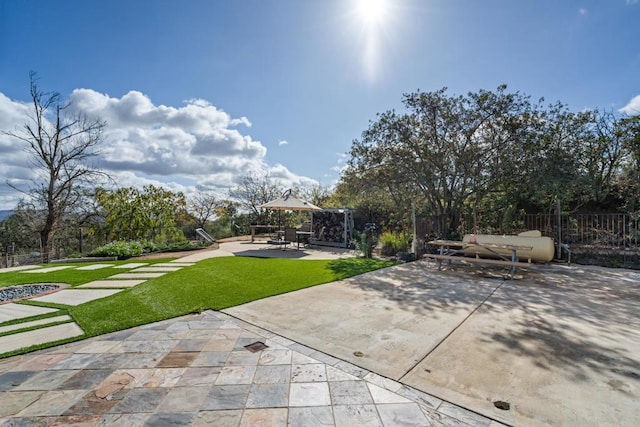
[349,0,396,83]
[357,0,387,25]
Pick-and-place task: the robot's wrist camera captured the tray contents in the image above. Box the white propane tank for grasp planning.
[462,231,554,262]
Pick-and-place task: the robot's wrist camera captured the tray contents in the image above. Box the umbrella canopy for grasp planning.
[259,189,322,211]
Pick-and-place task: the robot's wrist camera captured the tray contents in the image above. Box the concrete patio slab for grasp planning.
[109,272,166,279]
[225,261,502,379]
[0,322,84,354]
[402,264,640,426]
[20,266,74,274]
[0,315,72,334]
[225,260,640,426]
[0,304,58,323]
[112,263,148,269]
[29,289,123,306]
[74,264,114,270]
[77,280,146,289]
[160,262,195,267]
[132,266,182,272]
[0,265,39,273]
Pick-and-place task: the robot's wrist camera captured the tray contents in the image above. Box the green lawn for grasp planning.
[1,256,396,356]
[0,258,176,287]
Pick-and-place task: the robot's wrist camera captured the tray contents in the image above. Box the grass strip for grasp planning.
[0,258,176,287]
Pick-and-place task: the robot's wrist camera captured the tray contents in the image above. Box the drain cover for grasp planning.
[493,401,510,410]
[244,341,269,353]
[353,351,364,357]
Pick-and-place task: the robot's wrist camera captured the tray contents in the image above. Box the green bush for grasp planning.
[379,231,411,256]
[139,240,159,253]
[166,240,199,251]
[89,240,147,259]
[89,238,212,259]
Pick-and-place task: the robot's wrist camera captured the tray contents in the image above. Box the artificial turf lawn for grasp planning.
[70,256,396,336]
[0,258,176,287]
[1,256,396,346]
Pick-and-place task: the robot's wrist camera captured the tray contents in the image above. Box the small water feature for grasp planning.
[0,284,63,303]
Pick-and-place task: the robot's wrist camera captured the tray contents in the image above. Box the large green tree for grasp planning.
[346,85,536,237]
[96,185,186,242]
[617,115,640,212]
[343,86,633,238]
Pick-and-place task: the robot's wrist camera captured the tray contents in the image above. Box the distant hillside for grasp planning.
[0,210,13,221]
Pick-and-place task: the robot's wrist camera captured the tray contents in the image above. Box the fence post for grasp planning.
[556,198,562,259]
[411,201,417,255]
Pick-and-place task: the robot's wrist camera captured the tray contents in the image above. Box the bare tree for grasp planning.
[3,72,107,262]
[188,192,220,229]
[297,183,332,207]
[230,173,281,223]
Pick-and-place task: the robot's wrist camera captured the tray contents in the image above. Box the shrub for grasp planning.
[379,231,411,256]
[89,240,147,259]
[139,240,159,253]
[354,225,379,258]
[167,240,196,251]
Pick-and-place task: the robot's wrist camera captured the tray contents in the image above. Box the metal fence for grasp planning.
[416,212,640,268]
[0,253,46,269]
[523,213,639,249]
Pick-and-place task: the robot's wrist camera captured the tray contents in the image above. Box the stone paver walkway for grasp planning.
[29,289,123,306]
[154,263,195,267]
[21,266,74,274]
[0,304,58,323]
[0,316,72,334]
[77,280,146,289]
[113,263,148,269]
[133,266,183,272]
[1,258,198,356]
[75,264,115,271]
[0,323,85,355]
[0,311,496,426]
[109,272,167,279]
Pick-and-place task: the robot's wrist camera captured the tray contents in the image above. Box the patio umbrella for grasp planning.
[259,189,322,239]
[259,189,322,212]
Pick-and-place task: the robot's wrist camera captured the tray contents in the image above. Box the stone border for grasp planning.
[0,282,69,305]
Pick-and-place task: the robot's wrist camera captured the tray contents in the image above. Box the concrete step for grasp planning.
[0,322,84,354]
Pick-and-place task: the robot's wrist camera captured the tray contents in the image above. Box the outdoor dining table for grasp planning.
[426,239,533,279]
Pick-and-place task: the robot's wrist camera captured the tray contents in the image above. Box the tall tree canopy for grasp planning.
[95,185,186,242]
[343,86,632,238]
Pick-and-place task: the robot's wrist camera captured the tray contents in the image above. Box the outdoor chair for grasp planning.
[296,222,313,247]
[284,227,297,249]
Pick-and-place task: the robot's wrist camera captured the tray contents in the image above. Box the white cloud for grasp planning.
[619,94,640,116]
[278,140,289,146]
[0,89,318,210]
[268,164,318,188]
[331,152,350,173]
[627,0,638,6]
[578,8,588,16]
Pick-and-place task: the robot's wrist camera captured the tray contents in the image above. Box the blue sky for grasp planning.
[1,0,639,210]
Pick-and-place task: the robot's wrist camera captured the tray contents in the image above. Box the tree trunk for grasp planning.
[40,229,50,263]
